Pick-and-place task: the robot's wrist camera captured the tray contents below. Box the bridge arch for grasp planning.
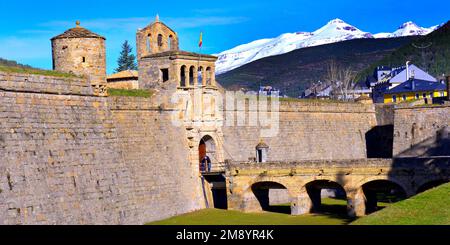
[354,179,408,215]
[354,176,411,196]
[293,179,348,216]
[249,181,292,214]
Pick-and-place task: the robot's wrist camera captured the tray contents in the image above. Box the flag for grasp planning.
[199,32,203,48]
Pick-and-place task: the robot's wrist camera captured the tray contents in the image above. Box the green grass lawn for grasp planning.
[0,65,77,78]
[352,183,450,225]
[147,184,450,225]
[108,88,154,98]
[147,198,357,225]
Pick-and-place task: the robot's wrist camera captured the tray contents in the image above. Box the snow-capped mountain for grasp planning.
[374,21,439,38]
[216,19,439,74]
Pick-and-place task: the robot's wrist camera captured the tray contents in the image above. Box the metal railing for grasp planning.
[200,162,227,174]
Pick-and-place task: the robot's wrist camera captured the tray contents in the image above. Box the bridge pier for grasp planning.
[291,191,314,215]
[236,193,264,213]
[347,190,366,217]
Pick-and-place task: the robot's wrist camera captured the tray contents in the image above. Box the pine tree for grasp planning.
[115,41,137,73]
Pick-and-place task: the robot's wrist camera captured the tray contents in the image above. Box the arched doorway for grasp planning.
[199,135,216,172]
[361,180,407,214]
[251,181,290,214]
[199,135,227,209]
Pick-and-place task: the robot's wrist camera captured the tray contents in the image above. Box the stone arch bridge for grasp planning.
[223,158,450,217]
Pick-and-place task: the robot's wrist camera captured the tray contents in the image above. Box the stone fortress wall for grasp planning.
[0,71,203,224]
[222,100,378,162]
[0,70,448,224]
[393,105,450,157]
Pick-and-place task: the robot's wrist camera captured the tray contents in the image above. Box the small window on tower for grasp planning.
[161,68,169,82]
[147,34,151,52]
[158,34,163,47]
[82,57,86,63]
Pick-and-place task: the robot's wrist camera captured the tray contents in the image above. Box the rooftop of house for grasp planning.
[385,79,446,94]
[107,70,138,80]
[51,21,105,40]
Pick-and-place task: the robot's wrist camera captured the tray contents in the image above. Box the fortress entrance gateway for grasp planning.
[199,135,227,209]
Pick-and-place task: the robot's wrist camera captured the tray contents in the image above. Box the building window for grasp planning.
[147,34,151,52]
[180,66,186,87]
[168,35,173,51]
[161,68,169,82]
[158,34,163,47]
[256,141,269,163]
[402,94,406,101]
[392,95,397,103]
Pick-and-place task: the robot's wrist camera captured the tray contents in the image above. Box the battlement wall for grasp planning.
[393,105,450,157]
[222,100,378,162]
[0,73,202,224]
[279,100,375,113]
[0,71,93,96]
[108,96,204,223]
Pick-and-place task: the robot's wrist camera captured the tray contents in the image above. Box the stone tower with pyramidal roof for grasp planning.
[51,21,107,96]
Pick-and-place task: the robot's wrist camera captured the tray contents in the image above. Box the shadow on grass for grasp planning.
[264,205,291,214]
[265,198,357,224]
[314,201,356,224]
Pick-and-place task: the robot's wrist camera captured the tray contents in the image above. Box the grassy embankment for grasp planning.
[107,88,154,98]
[148,198,359,225]
[352,183,450,225]
[148,183,450,225]
[0,65,76,78]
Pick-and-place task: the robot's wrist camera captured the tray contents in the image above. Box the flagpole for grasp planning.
[198,31,202,87]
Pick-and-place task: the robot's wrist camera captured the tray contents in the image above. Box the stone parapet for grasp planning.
[0,71,93,96]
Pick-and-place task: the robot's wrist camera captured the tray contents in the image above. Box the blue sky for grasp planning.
[1,0,448,74]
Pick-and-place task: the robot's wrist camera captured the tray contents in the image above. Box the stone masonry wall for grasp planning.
[0,89,131,224]
[109,97,204,223]
[0,72,202,224]
[393,105,450,157]
[222,101,378,162]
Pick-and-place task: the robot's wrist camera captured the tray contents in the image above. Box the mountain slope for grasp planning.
[357,21,450,81]
[0,57,75,78]
[0,58,33,69]
[216,36,418,97]
[216,19,438,74]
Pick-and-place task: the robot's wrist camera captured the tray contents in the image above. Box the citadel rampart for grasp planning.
[222,100,378,162]
[109,96,204,223]
[0,72,203,224]
[393,105,450,157]
[0,70,448,224]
